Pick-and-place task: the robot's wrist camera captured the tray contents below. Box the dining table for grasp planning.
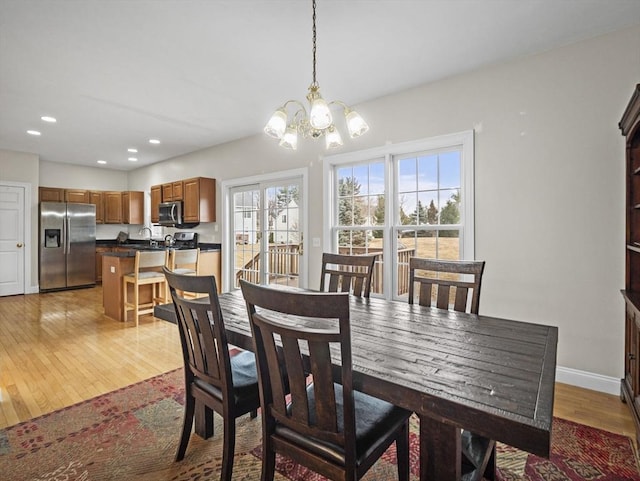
[157,289,558,481]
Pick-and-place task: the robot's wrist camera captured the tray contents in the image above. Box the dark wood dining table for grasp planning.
[159,289,558,481]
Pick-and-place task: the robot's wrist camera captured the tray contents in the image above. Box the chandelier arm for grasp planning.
[282,99,308,116]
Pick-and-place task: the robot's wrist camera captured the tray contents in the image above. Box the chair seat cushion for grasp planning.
[275,383,410,466]
[125,271,164,280]
[173,268,196,275]
[193,350,259,405]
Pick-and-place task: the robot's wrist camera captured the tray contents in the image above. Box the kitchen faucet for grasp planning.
[139,226,153,239]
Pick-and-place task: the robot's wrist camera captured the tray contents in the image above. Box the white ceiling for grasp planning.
[2,0,640,171]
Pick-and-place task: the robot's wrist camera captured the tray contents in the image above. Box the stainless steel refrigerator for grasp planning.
[39,202,96,291]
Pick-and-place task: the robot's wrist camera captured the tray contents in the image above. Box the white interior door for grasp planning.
[0,185,25,296]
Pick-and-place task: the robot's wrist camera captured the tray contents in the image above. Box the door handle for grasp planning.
[17,243,23,248]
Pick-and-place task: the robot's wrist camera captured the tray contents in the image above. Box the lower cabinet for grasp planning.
[95,246,113,282]
[622,291,640,446]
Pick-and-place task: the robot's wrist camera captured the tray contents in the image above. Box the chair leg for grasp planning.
[261,442,276,481]
[133,283,139,326]
[250,409,258,419]
[176,392,196,461]
[220,416,236,481]
[122,279,128,321]
[396,420,410,481]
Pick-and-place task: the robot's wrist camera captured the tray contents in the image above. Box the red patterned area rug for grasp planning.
[0,368,638,481]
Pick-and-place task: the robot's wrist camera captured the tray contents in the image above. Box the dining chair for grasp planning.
[240,279,411,481]
[408,257,494,481]
[319,252,377,298]
[164,268,259,481]
[122,250,168,326]
[408,257,485,313]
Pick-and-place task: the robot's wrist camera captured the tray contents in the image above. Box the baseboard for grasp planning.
[556,365,620,396]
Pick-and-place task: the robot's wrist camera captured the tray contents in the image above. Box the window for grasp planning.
[324,131,474,300]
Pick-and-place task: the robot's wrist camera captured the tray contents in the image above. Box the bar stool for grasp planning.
[123,250,168,326]
[167,248,200,298]
[167,248,200,275]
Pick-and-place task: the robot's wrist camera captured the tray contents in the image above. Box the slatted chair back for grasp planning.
[319,252,376,298]
[164,268,260,479]
[408,258,485,314]
[240,279,410,481]
[165,269,231,393]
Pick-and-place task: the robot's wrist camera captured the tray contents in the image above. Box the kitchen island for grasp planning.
[101,245,221,322]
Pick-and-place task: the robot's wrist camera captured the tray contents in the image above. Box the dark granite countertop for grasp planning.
[98,239,221,252]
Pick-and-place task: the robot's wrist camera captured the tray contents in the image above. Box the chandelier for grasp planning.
[263,0,369,150]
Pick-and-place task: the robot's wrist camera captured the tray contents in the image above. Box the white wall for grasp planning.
[128,25,640,387]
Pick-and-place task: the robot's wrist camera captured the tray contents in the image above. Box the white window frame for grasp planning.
[221,167,309,292]
[323,130,475,300]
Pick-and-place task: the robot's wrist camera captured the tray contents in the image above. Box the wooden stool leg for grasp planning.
[123,279,128,322]
[133,282,139,326]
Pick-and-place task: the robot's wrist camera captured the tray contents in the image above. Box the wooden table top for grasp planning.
[216,289,558,460]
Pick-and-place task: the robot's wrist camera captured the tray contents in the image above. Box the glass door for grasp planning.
[230,177,303,289]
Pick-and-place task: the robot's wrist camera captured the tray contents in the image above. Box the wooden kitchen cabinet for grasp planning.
[183,177,216,223]
[39,187,65,202]
[64,189,90,203]
[150,185,162,223]
[122,191,144,225]
[95,246,113,282]
[620,83,640,446]
[90,191,104,223]
[104,191,123,223]
[162,181,183,201]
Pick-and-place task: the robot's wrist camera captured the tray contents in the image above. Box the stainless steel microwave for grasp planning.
[158,201,183,226]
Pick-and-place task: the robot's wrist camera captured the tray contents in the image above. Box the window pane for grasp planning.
[417,154,437,191]
[440,151,461,190]
[439,189,460,225]
[369,162,385,195]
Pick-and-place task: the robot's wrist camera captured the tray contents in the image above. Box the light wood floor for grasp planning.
[0,286,636,448]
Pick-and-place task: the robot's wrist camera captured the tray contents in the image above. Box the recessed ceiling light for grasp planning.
[27,130,41,136]
[41,116,57,123]
[127,148,138,153]
[128,157,138,162]
[97,160,107,165]
[149,139,160,144]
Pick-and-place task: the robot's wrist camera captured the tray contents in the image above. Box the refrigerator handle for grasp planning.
[65,217,71,255]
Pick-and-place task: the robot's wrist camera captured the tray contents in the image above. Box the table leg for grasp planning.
[419,414,461,481]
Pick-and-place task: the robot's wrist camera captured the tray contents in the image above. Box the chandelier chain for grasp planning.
[312,0,317,86]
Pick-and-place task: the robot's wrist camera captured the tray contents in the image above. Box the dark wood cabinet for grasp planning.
[620,83,640,447]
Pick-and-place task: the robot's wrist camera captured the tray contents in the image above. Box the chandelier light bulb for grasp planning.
[308,87,332,130]
[345,109,370,138]
[264,108,287,139]
[325,125,343,149]
[279,124,299,150]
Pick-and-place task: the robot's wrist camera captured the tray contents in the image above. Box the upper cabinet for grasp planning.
[183,177,215,223]
[150,185,162,224]
[104,191,123,224]
[39,187,65,202]
[122,191,144,225]
[162,181,183,201]
[90,191,104,223]
[151,177,215,224]
[64,189,90,203]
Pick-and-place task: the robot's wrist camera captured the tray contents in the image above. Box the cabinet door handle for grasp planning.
[16,243,23,248]
[629,353,636,360]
